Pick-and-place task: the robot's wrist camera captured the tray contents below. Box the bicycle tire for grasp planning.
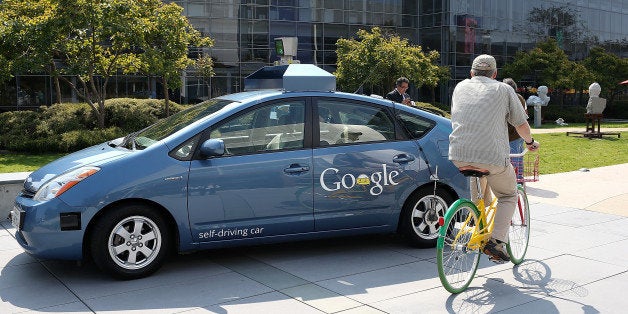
[437,199,482,294]
[507,185,530,264]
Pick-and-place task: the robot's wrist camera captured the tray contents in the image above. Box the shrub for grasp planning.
[540,105,587,123]
[59,127,124,152]
[38,103,95,135]
[604,100,628,119]
[0,99,183,153]
[0,110,42,138]
[105,98,186,132]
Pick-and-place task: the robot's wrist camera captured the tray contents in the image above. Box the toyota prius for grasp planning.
[11,64,468,279]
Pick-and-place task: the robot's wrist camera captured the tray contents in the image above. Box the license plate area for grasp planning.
[10,206,25,230]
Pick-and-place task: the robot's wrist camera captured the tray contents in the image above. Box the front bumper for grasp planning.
[13,195,87,261]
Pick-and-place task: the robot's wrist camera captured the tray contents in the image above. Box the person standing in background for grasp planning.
[503,78,528,182]
[385,77,413,106]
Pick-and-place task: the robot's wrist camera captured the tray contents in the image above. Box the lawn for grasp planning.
[533,131,627,174]
[0,153,66,173]
[0,126,626,175]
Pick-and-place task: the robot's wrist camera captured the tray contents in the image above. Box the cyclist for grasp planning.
[448,54,540,263]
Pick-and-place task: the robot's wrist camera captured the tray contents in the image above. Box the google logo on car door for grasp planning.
[319,164,400,196]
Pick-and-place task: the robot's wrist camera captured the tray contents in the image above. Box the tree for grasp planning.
[335,27,447,98]
[194,53,216,100]
[581,46,628,105]
[502,39,594,107]
[0,0,214,128]
[0,0,65,103]
[137,0,214,116]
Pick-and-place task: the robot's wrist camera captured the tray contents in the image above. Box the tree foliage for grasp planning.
[0,0,214,127]
[136,0,213,115]
[335,27,447,97]
[0,0,60,83]
[581,46,628,101]
[502,39,594,93]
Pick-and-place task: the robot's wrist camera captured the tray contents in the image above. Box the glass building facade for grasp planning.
[2,0,627,109]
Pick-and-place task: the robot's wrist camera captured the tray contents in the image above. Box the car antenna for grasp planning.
[353,62,383,94]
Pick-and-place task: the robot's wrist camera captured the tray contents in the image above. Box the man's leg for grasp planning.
[486,163,517,243]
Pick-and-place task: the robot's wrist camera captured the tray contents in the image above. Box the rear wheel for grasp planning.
[437,200,481,294]
[507,185,530,264]
[90,204,170,280]
[400,187,452,247]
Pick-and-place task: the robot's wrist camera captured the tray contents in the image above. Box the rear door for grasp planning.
[313,98,424,231]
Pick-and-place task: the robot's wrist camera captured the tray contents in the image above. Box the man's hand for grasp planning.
[526,139,540,151]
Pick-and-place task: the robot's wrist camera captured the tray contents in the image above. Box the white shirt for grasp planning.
[448,76,529,166]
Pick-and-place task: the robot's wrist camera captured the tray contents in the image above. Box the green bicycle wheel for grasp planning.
[437,199,482,294]
[507,185,530,264]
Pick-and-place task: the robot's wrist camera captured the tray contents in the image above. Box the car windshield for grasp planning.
[125,98,235,150]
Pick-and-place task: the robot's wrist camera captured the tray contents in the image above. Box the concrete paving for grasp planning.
[1,162,627,313]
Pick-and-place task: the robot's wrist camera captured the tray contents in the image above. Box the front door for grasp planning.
[187,99,314,243]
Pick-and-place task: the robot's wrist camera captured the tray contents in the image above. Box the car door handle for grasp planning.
[284,164,310,173]
[392,154,415,163]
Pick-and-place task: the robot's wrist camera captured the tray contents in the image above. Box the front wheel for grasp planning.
[90,204,170,280]
[437,200,482,294]
[400,187,453,248]
[507,185,530,264]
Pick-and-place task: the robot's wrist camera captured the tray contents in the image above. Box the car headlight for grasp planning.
[34,166,100,201]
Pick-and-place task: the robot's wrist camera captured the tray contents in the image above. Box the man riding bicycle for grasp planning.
[449,54,540,263]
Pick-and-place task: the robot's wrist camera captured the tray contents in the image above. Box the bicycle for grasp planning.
[436,150,532,294]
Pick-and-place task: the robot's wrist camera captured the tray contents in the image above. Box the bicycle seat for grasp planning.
[458,166,490,177]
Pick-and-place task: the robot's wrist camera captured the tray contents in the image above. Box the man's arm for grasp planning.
[515,122,540,151]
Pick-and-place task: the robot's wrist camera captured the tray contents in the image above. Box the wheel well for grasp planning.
[396,183,459,232]
[82,199,180,261]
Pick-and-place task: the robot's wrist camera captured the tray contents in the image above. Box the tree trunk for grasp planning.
[163,77,170,117]
[58,75,106,128]
[50,61,62,104]
[54,76,62,104]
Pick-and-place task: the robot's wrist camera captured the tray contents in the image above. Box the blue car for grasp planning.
[10,65,468,279]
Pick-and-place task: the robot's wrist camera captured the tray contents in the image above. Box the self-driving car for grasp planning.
[11,64,469,279]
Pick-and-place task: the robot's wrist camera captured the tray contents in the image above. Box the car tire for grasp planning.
[400,186,453,248]
[90,204,170,280]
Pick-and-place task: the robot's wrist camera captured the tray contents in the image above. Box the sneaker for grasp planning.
[483,238,510,263]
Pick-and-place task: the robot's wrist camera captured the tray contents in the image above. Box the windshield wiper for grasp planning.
[121,130,141,150]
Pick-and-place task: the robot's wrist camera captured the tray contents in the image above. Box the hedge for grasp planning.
[0,99,186,153]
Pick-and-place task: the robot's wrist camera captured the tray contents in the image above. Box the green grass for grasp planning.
[534,131,628,174]
[0,153,66,173]
[532,122,628,129]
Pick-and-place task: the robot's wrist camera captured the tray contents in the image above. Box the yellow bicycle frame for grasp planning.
[450,197,498,251]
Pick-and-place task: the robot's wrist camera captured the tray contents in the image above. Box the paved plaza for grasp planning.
[1,162,627,313]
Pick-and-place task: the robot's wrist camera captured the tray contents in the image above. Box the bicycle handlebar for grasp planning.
[508,148,529,158]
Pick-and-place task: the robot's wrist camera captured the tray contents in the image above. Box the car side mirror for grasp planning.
[200,139,226,157]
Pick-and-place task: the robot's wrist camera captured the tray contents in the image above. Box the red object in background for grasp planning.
[620,80,628,85]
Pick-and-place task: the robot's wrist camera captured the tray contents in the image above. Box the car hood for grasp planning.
[25,142,130,192]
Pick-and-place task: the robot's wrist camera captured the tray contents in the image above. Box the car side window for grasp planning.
[209,100,306,155]
[396,111,435,139]
[317,100,395,146]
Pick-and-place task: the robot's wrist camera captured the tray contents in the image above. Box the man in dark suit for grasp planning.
[385,77,413,106]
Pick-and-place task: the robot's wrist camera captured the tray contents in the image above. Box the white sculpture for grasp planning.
[586,82,606,114]
[526,86,550,127]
